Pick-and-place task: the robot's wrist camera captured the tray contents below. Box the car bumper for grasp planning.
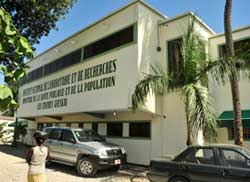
[97,154,127,169]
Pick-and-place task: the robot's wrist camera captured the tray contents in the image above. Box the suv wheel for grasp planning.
[76,157,97,177]
[169,177,189,182]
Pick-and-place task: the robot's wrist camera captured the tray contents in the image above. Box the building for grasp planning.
[17,0,250,165]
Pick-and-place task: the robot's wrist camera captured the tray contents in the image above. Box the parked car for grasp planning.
[43,127,127,177]
[147,144,250,182]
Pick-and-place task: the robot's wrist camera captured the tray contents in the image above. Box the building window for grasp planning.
[168,38,183,77]
[37,123,44,131]
[55,123,60,126]
[219,38,250,59]
[107,123,123,137]
[230,127,250,139]
[78,123,84,128]
[44,49,81,75]
[129,122,151,138]
[20,49,81,86]
[92,123,98,133]
[83,25,134,60]
[66,123,71,127]
[45,123,53,127]
[20,25,136,86]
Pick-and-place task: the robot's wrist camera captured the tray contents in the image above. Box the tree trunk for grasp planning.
[186,122,194,146]
[185,102,194,146]
[224,0,243,146]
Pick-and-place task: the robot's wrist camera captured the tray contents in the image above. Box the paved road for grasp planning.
[0,144,149,182]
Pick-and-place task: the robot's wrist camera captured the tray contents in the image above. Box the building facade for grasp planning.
[17,0,250,165]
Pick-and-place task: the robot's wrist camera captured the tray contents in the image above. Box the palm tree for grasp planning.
[224,0,243,146]
[132,17,218,145]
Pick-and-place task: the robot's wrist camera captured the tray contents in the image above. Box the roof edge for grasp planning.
[209,25,250,39]
[27,0,167,64]
[160,11,216,35]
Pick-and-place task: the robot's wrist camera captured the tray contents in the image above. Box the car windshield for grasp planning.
[74,130,105,142]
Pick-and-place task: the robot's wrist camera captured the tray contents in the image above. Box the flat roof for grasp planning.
[27,0,167,64]
[209,25,250,39]
[160,12,216,35]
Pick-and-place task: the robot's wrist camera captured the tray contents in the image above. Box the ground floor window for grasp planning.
[45,123,53,127]
[129,122,151,138]
[92,123,98,132]
[36,120,151,139]
[37,123,44,130]
[230,127,250,139]
[78,123,84,128]
[107,123,123,137]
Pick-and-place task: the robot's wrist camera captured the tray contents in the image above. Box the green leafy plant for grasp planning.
[0,7,34,146]
[0,7,33,111]
[0,0,77,49]
[132,16,218,145]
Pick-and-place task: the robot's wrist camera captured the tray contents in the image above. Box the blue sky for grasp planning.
[0,0,249,84]
[33,0,250,54]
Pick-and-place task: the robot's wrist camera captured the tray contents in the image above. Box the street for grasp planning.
[0,144,149,182]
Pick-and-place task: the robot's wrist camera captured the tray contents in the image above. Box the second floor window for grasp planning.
[219,37,250,60]
[168,38,183,77]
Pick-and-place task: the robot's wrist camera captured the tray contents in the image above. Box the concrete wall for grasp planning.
[17,0,250,166]
[209,27,250,149]
[209,27,250,114]
[156,15,214,157]
[17,3,139,117]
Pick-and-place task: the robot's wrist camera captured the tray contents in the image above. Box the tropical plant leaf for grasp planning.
[132,14,218,144]
[132,66,170,110]
[0,85,13,99]
[183,83,218,141]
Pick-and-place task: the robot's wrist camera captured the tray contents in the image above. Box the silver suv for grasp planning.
[43,127,127,177]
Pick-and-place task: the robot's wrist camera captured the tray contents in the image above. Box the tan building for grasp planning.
[17,0,250,165]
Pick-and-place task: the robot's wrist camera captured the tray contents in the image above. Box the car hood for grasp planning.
[78,141,120,151]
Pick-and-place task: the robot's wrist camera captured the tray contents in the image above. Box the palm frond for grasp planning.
[181,16,207,85]
[183,83,218,141]
[205,58,233,85]
[132,64,170,110]
[234,42,250,79]
[203,38,250,84]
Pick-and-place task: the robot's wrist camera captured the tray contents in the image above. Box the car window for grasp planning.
[181,148,216,165]
[74,130,105,142]
[62,130,75,143]
[48,129,62,140]
[194,149,216,165]
[44,128,52,136]
[219,149,248,168]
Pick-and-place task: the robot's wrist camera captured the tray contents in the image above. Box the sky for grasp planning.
[0,0,249,84]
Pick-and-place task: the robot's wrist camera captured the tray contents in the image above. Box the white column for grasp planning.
[98,123,107,136]
[123,123,129,137]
